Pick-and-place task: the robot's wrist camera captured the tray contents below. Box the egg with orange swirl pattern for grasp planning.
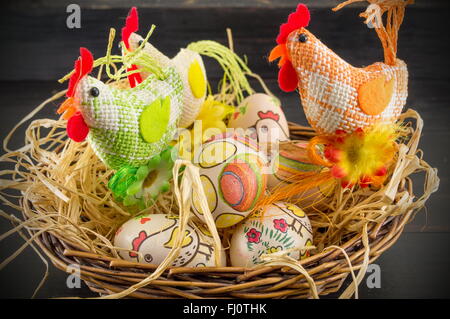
[220,153,266,212]
[192,133,267,228]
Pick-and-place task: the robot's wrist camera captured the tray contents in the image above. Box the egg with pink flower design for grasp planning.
[229,202,313,267]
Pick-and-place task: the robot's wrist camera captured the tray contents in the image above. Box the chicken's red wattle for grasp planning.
[67,112,89,142]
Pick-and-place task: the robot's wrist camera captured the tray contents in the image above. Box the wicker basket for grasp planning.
[22,122,426,299]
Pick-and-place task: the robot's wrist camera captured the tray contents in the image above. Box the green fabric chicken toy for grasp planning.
[58,47,183,208]
[58,8,254,210]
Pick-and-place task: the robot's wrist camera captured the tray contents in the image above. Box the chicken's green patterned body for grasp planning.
[77,67,183,170]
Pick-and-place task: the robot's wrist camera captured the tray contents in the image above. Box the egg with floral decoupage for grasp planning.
[230,202,313,267]
[191,132,268,228]
[228,93,289,145]
[114,214,226,267]
[268,141,336,210]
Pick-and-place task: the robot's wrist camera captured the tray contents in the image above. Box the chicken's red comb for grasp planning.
[67,47,94,98]
[258,110,280,122]
[276,4,310,44]
[122,7,139,50]
[130,230,147,258]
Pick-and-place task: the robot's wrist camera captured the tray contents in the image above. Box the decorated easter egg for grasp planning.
[228,93,289,145]
[268,141,335,210]
[114,214,226,267]
[229,202,313,267]
[268,141,321,188]
[192,132,267,228]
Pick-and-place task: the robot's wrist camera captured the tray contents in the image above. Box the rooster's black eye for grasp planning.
[90,87,100,97]
[298,33,308,43]
[138,40,144,47]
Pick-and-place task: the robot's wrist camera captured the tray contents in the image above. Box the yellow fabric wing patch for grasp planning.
[140,96,171,143]
[358,75,394,116]
[188,60,206,98]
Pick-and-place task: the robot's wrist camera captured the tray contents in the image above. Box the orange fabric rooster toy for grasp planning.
[269,0,412,134]
[262,0,413,193]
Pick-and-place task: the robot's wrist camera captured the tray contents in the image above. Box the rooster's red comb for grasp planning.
[276,4,310,44]
[122,7,139,50]
[67,47,94,98]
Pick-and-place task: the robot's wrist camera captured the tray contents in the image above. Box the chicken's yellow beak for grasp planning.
[269,44,289,67]
[57,97,78,120]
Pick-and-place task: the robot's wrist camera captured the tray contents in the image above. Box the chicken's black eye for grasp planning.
[138,40,144,47]
[298,33,308,43]
[90,87,100,97]
[144,254,153,263]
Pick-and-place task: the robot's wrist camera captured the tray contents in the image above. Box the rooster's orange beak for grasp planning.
[269,44,289,67]
[57,97,78,120]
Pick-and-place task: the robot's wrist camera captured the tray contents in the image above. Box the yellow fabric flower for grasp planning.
[196,95,234,141]
[323,124,400,187]
[177,96,234,160]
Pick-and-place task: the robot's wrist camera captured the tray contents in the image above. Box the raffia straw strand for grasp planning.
[260,255,319,299]
[181,161,223,267]
[224,28,274,97]
[323,244,360,298]
[339,223,370,299]
[333,0,413,65]
[1,211,50,298]
[18,226,50,299]
[0,225,55,271]
[3,90,66,153]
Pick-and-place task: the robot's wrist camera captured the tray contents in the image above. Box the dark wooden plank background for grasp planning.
[0,0,449,298]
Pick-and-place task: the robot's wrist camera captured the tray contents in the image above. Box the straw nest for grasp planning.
[0,85,439,298]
